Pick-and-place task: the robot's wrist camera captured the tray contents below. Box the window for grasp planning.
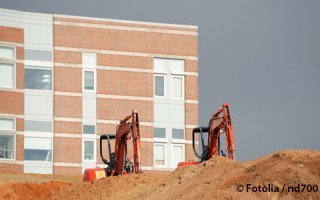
[24,137,52,161]
[172,76,183,98]
[83,140,95,161]
[0,46,14,59]
[154,127,166,138]
[25,49,52,61]
[172,144,184,167]
[154,144,165,166]
[24,67,52,90]
[0,118,15,130]
[0,135,14,159]
[172,129,184,139]
[0,118,15,160]
[24,120,52,132]
[83,125,95,134]
[0,62,15,88]
[83,70,95,91]
[154,75,165,97]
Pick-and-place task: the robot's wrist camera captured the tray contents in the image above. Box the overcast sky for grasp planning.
[1,0,319,161]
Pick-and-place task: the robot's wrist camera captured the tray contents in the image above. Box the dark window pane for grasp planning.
[172,129,184,139]
[84,71,94,90]
[24,149,52,161]
[155,76,164,96]
[83,125,95,134]
[25,67,52,90]
[0,135,14,159]
[154,128,166,138]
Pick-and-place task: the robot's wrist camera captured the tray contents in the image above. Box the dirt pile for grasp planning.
[0,181,70,200]
[46,149,320,200]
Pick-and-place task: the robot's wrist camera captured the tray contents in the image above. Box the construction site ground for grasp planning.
[1,149,319,200]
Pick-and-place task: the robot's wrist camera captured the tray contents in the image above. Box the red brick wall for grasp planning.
[54,24,197,57]
[186,103,198,126]
[0,163,23,173]
[54,50,82,64]
[54,96,82,118]
[185,60,198,72]
[98,54,152,69]
[16,135,24,161]
[53,138,82,163]
[97,98,153,122]
[54,121,82,134]
[185,76,198,100]
[97,70,153,97]
[0,91,24,115]
[0,26,24,43]
[53,166,82,174]
[54,67,82,93]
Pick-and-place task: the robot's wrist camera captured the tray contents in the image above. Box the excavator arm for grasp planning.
[179,103,236,167]
[84,110,142,181]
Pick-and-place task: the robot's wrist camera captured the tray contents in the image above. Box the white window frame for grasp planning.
[171,75,184,100]
[82,69,96,92]
[154,143,167,167]
[82,139,96,162]
[0,61,16,89]
[171,143,185,168]
[0,45,16,60]
[0,45,16,89]
[0,117,16,161]
[24,66,53,91]
[154,74,166,98]
[23,137,53,162]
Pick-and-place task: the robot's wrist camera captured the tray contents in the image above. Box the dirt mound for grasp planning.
[0,181,70,200]
[45,149,320,200]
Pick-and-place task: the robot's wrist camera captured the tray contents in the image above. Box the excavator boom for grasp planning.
[84,110,141,181]
[179,103,236,166]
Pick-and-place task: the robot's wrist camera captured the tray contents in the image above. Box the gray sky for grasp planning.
[1,0,319,161]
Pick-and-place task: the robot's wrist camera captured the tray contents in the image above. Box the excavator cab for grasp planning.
[99,133,135,176]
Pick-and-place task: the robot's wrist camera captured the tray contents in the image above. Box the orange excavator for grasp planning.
[83,110,142,181]
[179,103,236,166]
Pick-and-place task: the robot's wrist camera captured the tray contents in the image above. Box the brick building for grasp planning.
[0,8,198,174]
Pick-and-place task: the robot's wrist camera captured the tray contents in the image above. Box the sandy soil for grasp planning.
[1,149,320,200]
[0,174,82,200]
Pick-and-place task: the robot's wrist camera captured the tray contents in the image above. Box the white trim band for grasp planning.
[55,62,198,77]
[185,100,199,104]
[54,162,82,167]
[54,91,83,97]
[0,41,24,48]
[0,160,24,165]
[54,117,82,122]
[0,113,24,119]
[0,87,24,93]
[186,125,199,129]
[97,94,153,101]
[54,46,198,61]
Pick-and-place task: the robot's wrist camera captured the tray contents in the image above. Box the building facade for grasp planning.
[0,8,198,174]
